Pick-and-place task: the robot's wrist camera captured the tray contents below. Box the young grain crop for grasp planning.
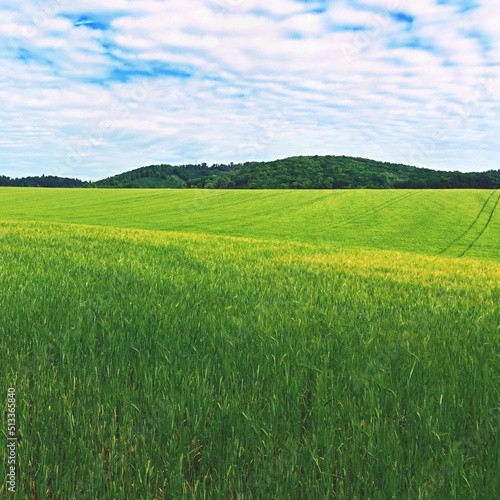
[0,220,499,498]
[0,188,499,259]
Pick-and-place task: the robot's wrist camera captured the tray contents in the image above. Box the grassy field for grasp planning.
[0,188,499,498]
[0,188,498,259]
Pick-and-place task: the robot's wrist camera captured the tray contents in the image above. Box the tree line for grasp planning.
[2,156,500,189]
[0,174,88,187]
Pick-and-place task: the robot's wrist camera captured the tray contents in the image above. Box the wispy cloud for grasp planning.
[0,0,499,179]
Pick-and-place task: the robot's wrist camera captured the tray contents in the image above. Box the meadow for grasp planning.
[0,188,499,498]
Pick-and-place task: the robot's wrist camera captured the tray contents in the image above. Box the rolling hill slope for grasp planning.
[0,188,498,260]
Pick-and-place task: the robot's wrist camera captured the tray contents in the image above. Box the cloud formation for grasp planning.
[0,0,499,179]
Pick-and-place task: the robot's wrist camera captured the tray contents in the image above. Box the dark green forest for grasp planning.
[0,174,87,188]
[3,156,500,188]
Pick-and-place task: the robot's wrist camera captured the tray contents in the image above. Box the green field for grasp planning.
[0,188,499,259]
[1,188,499,498]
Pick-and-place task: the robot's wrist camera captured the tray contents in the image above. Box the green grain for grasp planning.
[0,188,499,498]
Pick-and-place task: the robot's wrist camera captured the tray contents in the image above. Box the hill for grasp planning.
[93,155,500,189]
[2,156,499,188]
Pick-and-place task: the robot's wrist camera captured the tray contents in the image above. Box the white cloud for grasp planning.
[0,0,499,179]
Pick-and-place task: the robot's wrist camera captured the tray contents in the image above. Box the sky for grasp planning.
[0,0,499,180]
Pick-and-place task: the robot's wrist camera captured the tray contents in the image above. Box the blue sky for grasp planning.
[0,0,499,180]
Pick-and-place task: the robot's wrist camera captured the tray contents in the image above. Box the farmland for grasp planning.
[1,188,499,498]
[0,188,499,259]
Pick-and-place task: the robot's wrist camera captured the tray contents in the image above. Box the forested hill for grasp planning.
[94,156,500,189]
[2,156,500,188]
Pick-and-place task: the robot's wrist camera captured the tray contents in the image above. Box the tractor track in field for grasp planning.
[332,190,419,228]
[205,192,339,226]
[460,190,500,257]
[438,189,499,258]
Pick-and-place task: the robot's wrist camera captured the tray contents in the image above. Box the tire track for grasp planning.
[439,190,497,256]
[438,190,499,258]
[460,190,500,257]
[333,191,419,228]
